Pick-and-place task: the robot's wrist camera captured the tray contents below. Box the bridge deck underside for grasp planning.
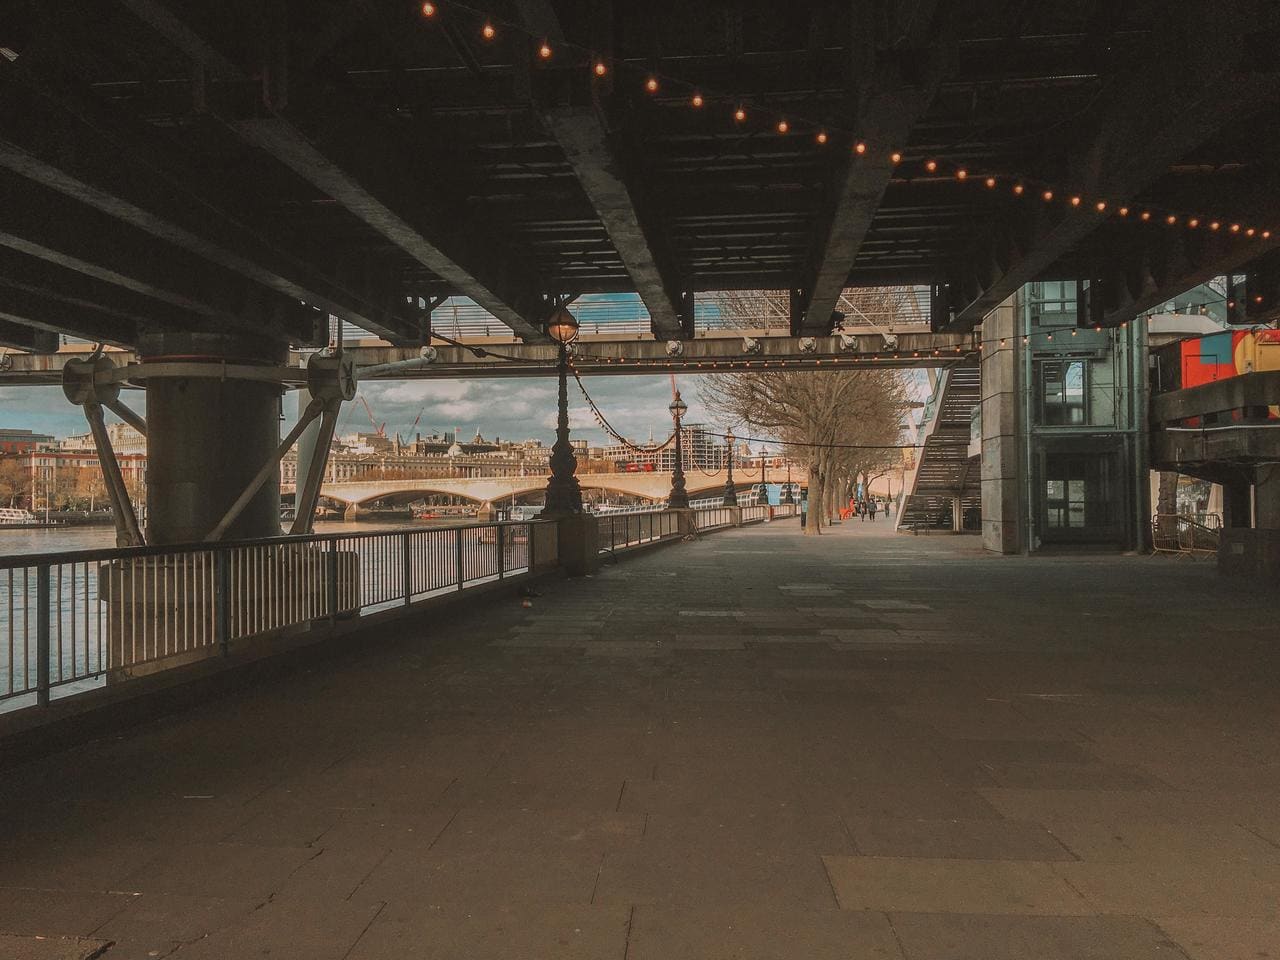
[1,2,1277,352]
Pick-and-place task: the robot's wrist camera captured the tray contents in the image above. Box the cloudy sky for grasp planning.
[0,374,720,448]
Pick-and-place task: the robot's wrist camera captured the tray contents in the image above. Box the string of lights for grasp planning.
[415,1,1278,245]
[567,358,676,453]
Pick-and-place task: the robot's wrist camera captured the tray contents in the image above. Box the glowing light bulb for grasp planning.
[815,130,828,145]
[1042,190,1054,202]
[776,119,789,134]
[1246,227,1256,237]
[1013,183,1025,195]
[985,177,997,188]
[925,159,938,172]
[1210,221,1221,231]
[854,141,867,155]
[1166,214,1177,225]
[482,21,495,39]
[1118,206,1129,216]
[956,168,968,180]
[691,92,703,108]
[1140,211,1151,221]
[421,2,436,17]
[1095,201,1107,212]
[734,106,746,122]
[1188,218,1199,228]
[1070,195,1081,207]
[538,41,552,59]
[1263,231,1272,239]
[594,61,607,77]
[1230,223,1241,233]
[890,151,902,164]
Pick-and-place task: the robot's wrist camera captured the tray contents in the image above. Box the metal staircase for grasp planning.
[896,364,981,530]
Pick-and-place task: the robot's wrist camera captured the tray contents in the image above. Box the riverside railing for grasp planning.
[1,521,554,714]
[598,510,681,554]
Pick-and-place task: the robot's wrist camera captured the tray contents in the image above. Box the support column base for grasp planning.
[1218,529,1280,581]
[550,514,600,576]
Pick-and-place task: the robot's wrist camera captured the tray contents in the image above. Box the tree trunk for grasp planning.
[1156,472,1178,515]
[805,464,823,535]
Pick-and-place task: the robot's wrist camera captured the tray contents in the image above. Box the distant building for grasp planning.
[0,428,54,453]
[60,422,146,455]
[604,423,728,472]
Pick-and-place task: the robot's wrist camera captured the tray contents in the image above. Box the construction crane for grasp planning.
[358,395,386,437]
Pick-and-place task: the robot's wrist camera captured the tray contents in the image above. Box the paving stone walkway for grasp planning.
[2,518,1279,958]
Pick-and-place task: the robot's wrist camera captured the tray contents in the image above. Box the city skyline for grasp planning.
[0,374,729,449]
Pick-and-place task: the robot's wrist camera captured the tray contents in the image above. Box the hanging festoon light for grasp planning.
[1070,195,1081,207]
[1013,182,1025,196]
[776,119,789,133]
[985,177,997,189]
[734,105,746,122]
[1095,200,1107,212]
[854,141,867,156]
[956,168,968,180]
[593,60,607,77]
[538,40,553,59]
[1042,190,1054,202]
[1118,206,1129,216]
[420,2,436,17]
[890,151,902,164]
[816,130,828,145]
[924,159,938,172]
[691,91,704,108]
[481,21,496,39]
[1188,217,1199,228]
[1140,210,1151,221]
[645,76,659,93]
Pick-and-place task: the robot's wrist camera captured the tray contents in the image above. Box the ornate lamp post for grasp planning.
[543,306,583,514]
[781,457,794,504]
[757,447,769,505]
[722,428,738,507]
[668,390,689,509]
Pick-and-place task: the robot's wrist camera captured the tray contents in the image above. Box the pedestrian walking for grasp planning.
[868,499,878,522]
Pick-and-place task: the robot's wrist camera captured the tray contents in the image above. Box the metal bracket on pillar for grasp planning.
[207,351,358,541]
[62,356,145,547]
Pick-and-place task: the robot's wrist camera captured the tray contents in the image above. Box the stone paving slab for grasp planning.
[2,520,1279,959]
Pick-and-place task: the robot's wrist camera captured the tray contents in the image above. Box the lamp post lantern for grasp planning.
[668,390,689,509]
[781,457,794,504]
[543,306,583,514]
[757,447,769,505]
[722,428,738,507]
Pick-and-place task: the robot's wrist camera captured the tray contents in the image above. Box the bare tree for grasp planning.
[698,288,913,535]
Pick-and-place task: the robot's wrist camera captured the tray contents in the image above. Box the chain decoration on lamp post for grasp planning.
[668,390,690,509]
[722,427,738,507]
[543,306,583,515]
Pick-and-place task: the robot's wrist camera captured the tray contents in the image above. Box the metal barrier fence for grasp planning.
[1151,513,1222,558]
[740,505,769,523]
[598,510,680,553]
[1,521,550,712]
[695,507,737,530]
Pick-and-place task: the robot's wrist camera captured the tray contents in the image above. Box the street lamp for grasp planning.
[757,447,769,505]
[543,306,583,514]
[668,390,689,509]
[781,457,794,504]
[722,428,738,507]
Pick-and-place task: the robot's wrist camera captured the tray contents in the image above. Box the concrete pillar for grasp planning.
[1222,481,1253,529]
[952,496,963,532]
[979,298,1022,553]
[139,331,287,544]
[1256,469,1280,530]
[553,513,600,576]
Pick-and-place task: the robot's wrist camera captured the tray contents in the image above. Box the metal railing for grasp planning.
[598,510,680,554]
[694,507,737,531]
[1151,513,1222,557]
[740,505,770,523]
[1,521,552,713]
